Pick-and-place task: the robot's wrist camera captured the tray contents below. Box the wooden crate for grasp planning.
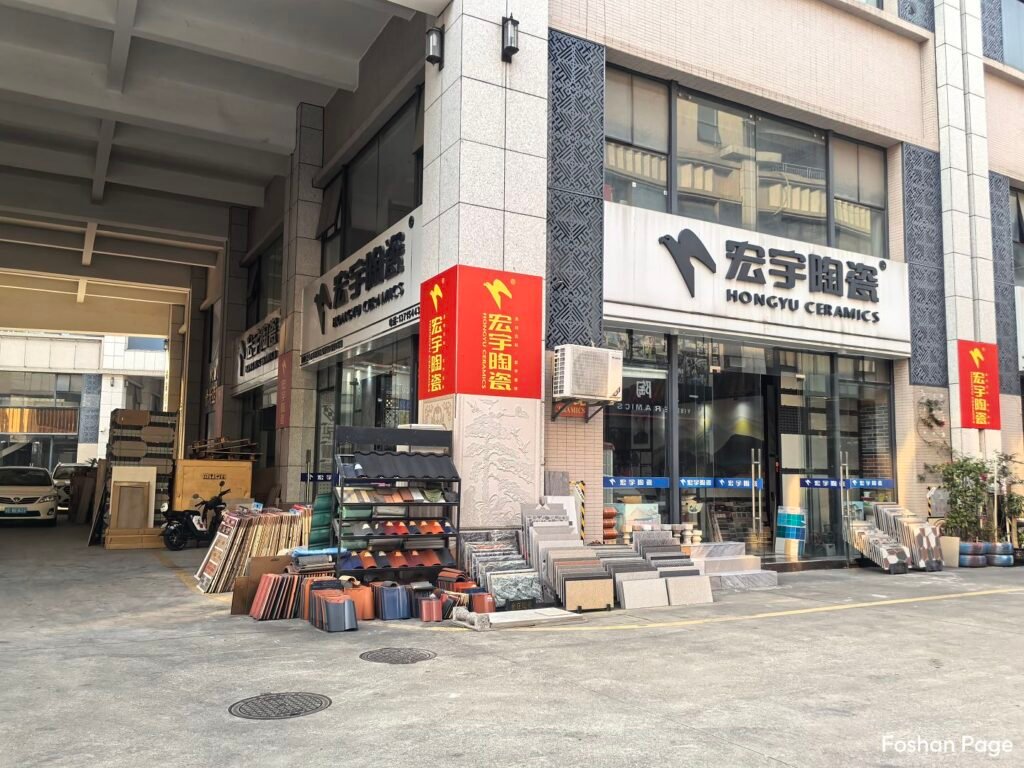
[172,459,253,511]
[104,527,165,550]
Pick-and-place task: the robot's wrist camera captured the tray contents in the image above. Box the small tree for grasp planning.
[927,453,989,540]
[994,452,1024,543]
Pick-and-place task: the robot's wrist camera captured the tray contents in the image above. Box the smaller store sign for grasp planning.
[234,312,281,394]
[798,477,894,489]
[418,265,543,400]
[605,477,670,488]
[957,340,1001,430]
[300,212,421,367]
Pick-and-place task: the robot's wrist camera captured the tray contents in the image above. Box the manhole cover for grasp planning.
[360,647,436,665]
[228,692,332,720]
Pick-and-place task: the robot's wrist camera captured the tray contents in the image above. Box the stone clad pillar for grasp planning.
[934,0,999,457]
[277,103,323,502]
[418,1,550,531]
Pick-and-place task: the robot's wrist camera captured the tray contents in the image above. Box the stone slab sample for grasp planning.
[667,575,714,606]
[620,578,669,609]
[708,570,779,592]
[699,555,762,573]
[684,542,746,559]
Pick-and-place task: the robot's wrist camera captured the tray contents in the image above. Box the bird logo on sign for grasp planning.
[484,278,512,309]
[658,228,717,298]
[429,283,443,311]
[969,347,985,368]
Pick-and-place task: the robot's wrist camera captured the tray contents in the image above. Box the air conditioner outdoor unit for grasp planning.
[553,345,623,403]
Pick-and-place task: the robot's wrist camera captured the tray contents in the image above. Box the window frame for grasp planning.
[320,90,424,275]
[605,64,889,258]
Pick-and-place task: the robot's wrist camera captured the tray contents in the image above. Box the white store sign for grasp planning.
[300,210,421,367]
[604,202,912,356]
[233,311,281,395]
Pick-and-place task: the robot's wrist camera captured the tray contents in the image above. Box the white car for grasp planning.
[52,462,89,509]
[0,466,59,525]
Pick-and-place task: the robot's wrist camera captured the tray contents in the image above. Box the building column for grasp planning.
[935,0,999,457]
[183,267,206,448]
[419,1,550,531]
[277,103,323,503]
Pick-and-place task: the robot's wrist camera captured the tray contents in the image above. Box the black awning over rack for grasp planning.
[342,451,460,482]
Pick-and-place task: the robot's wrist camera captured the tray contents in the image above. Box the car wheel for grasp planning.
[163,521,188,551]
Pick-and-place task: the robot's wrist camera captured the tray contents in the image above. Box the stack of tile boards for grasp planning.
[870,503,943,571]
[522,502,615,611]
[462,539,542,608]
[843,506,913,574]
[600,531,713,609]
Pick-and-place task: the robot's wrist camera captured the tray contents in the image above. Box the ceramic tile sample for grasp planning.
[684,542,746,559]
[667,575,713,606]
[699,555,761,573]
[708,570,778,591]
[620,578,669,609]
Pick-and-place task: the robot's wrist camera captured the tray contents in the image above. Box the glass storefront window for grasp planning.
[337,337,416,429]
[604,330,897,561]
[603,331,669,525]
[1003,0,1024,73]
[241,386,276,469]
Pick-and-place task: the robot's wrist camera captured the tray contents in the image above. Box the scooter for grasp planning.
[162,481,231,551]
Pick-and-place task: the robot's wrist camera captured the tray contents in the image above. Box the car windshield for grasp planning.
[52,466,83,479]
[0,468,52,486]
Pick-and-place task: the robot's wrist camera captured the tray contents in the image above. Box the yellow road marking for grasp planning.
[152,550,231,604]
[381,587,1024,634]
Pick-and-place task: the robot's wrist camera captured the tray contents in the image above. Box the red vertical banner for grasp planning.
[957,340,1001,430]
[419,266,459,398]
[419,266,543,400]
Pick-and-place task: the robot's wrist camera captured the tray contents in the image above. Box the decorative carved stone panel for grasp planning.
[903,144,947,386]
[989,173,1019,395]
[547,30,606,349]
[78,373,102,443]
[981,0,1005,62]
[548,30,605,198]
[455,395,541,530]
[898,0,934,31]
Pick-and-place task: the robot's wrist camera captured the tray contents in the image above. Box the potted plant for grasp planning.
[928,453,989,567]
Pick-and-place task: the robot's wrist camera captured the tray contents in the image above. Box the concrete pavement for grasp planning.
[2,522,1023,767]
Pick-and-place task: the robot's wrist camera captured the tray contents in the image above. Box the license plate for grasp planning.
[2,507,28,516]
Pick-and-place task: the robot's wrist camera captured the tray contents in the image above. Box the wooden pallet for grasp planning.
[188,437,260,461]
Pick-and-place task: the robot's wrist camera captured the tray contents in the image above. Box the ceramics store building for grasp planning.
[594,72,909,561]
[179,1,1024,559]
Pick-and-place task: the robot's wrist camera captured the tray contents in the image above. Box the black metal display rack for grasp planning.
[331,426,461,580]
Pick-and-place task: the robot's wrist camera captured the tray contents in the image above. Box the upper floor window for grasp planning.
[1011,188,1024,285]
[605,68,669,212]
[320,92,423,273]
[1003,0,1024,72]
[246,236,282,327]
[605,67,888,258]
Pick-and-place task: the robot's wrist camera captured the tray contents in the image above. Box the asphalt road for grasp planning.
[2,522,1023,768]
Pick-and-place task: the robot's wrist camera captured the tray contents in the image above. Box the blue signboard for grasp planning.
[678,477,715,489]
[604,477,670,489]
[714,477,763,490]
[798,477,894,489]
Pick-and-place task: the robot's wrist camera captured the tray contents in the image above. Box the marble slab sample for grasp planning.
[658,566,701,578]
[489,571,542,607]
[614,570,660,606]
[684,542,746,559]
[699,555,762,573]
[620,578,669,609]
[667,575,713,606]
[708,570,779,591]
[481,607,585,628]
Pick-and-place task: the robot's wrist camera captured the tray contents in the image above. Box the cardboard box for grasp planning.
[229,555,290,615]
[173,459,253,511]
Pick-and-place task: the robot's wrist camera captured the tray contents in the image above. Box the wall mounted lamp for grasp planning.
[501,16,519,62]
[426,26,444,69]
